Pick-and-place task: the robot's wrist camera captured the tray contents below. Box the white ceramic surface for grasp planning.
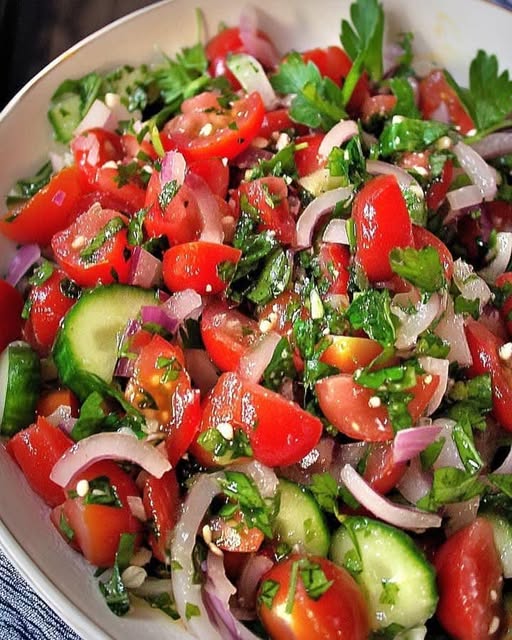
[0,0,511,638]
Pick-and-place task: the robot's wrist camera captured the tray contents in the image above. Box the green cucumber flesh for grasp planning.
[273,478,330,557]
[53,284,156,400]
[480,496,512,578]
[330,516,437,631]
[0,341,41,436]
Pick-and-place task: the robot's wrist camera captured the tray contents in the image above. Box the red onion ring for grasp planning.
[44,405,77,435]
[478,232,512,283]
[237,332,281,383]
[160,150,186,186]
[453,141,497,201]
[318,120,358,158]
[393,425,444,464]
[322,218,349,245]
[396,457,432,505]
[471,131,512,160]
[295,186,353,249]
[236,554,273,613]
[239,6,280,68]
[6,244,41,287]
[140,305,179,334]
[185,172,224,244]
[128,246,162,288]
[163,288,204,323]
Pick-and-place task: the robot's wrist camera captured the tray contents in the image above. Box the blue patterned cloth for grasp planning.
[0,550,80,640]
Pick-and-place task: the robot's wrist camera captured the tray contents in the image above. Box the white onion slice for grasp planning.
[295,186,353,248]
[453,258,492,312]
[431,418,465,470]
[393,425,444,464]
[340,464,442,530]
[237,332,281,383]
[185,348,219,396]
[472,131,512,160]
[50,432,172,487]
[185,173,224,244]
[318,120,358,158]
[434,296,472,367]
[164,288,203,322]
[322,218,349,245]
[478,232,512,283]
[227,54,278,110]
[74,99,113,136]
[397,457,432,505]
[453,141,498,201]
[391,291,441,350]
[445,184,482,213]
[418,356,449,415]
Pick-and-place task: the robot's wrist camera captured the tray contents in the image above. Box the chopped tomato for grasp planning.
[258,108,296,138]
[320,336,384,373]
[142,469,180,563]
[318,242,351,295]
[419,69,475,135]
[92,165,146,212]
[162,92,265,162]
[6,415,72,507]
[352,174,414,282]
[121,133,158,163]
[201,301,263,372]
[36,388,80,418]
[362,442,407,494]
[71,128,124,187]
[162,242,241,295]
[426,159,453,211]
[465,319,512,431]
[58,460,143,567]
[193,372,323,467]
[189,157,229,199]
[294,133,325,177]
[412,224,454,281]
[361,94,397,125]
[51,207,131,287]
[435,518,503,640]
[258,290,305,338]
[238,176,296,244]
[0,280,24,352]
[164,385,201,467]
[496,272,512,336]
[315,373,439,441]
[22,269,78,355]
[0,166,83,246]
[144,171,203,245]
[257,555,370,640]
[209,509,264,553]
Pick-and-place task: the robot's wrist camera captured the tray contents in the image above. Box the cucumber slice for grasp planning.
[53,284,156,400]
[330,516,437,631]
[48,93,82,144]
[273,478,330,557]
[0,341,41,436]
[480,495,512,578]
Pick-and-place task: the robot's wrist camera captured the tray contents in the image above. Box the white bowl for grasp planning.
[1,0,511,637]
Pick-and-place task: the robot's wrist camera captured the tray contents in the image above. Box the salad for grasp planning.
[1,0,512,638]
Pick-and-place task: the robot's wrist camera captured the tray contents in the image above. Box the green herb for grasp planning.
[249,144,298,180]
[453,295,480,319]
[6,161,53,206]
[258,580,280,609]
[71,390,145,441]
[156,355,181,383]
[310,472,341,515]
[446,374,492,432]
[346,289,396,347]
[390,246,445,292]
[28,260,54,286]
[327,136,367,189]
[217,260,238,284]
[263,337,296,391]
[379,117,451,156]
[420,438,445,470]
[197,428,253,463]
[185,602,201,620]
[298,559,333,600]
[271,52,347,130]
[379,579,400,606]
[80,217,126,264]
[127,208,147,246]
[82,476,122,507]
[285,560,300,614]
[388,77,421,119]
[59,512,75,541]
[417,467,486,511]
[292,317,338,393]
[452,421,483,474]
[98,533,135,616]
[179,318,204,349]
[488,473,512,499]
[219,471,273,538]
[103,64,150,112]
[340,0,384,104]
[416,332,450,358]
[142,592,179,620]
[158,180,180,210]
[246,248,292,305]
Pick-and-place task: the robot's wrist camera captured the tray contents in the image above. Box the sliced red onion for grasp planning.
[72,132,100,166]
[237,332,281,383]
[430,101,450,124]
[396,457,432,505]
[127,495,147,521]
[229,460,278,499]
[471,131,512,160]
[237,553,273,613]
[74,99,113,136]
[295,186,353,249]
[478,232,512,283]
[443,497,479,537]
[446,184,482,215]
[322,218,349,245]
[430,418,464,470]
[318,120,358,158]
[434,296,472,366]
[50,432,172,487]
[115,356,135,378]
[279,437,335,485]
[0,234,18,279]
[366,159,420,191]
[160,150,187,186]
[239,6,279,68]
[185,173,224,244]
[391,291,441,350]
[184,348,219,396]
[227,54,278,110]
[128,246,162,289]
[6,244,41,287]
[52,190,66,207]
[453,258,492,312]
[233,147,274,169]
[340,464,442,530]
[45,405,77,435]
[493,446,512,475]
[164,289,204,323]
[140,305,179,334]
[453,141,497,201]
[393,425,444,464]
[418,356,449,415]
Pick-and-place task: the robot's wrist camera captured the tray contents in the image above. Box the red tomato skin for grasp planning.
[257,555,370,640]
[465,319,512,431]
[189,157,229,199]
[0,166,83,246]
[36,388,80,418]
[238,177,296,244]
[435,518,503,640]
[60,460,143,567]
[51,207,131,287]
[412,224,454,281]
[165,385,201,467]
[352,174,414,282]
[0,280,24,352]
[318,243,350,295]
[315,373,439,442]
[294,133,325,177]
[162,242,241,295]
[426,159,453,211]
[6,416,72,507]
[71,128,124,187]
[201,301,263,372]
[258,109,296,138]
[419,69,475,135]
[362,442,406,494]
[197,372,323,467]
[23,269,77,355]
[361,94,397,124]
[142,469,180,563]
[92,166,146,212]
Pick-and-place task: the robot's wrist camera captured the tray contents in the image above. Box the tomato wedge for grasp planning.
[142,469,180,563]
[419,69,475,135]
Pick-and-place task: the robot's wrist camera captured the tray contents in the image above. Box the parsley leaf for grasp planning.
[309,472,342,515]
[346,289,396,347]
[249,144,298,180]
[298,558,333,600]
[258,579,280,609]
[6,162,53,206]
[79,217,126,264]
[98,533,135,616]
[197,428,253,464]
[390,246,445,292]
[219,471,273,538]
[417,467,486,511]
[388,77,421,119]
[379,117,451,156]
[327,135,367,189]
[263,337,296,391]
